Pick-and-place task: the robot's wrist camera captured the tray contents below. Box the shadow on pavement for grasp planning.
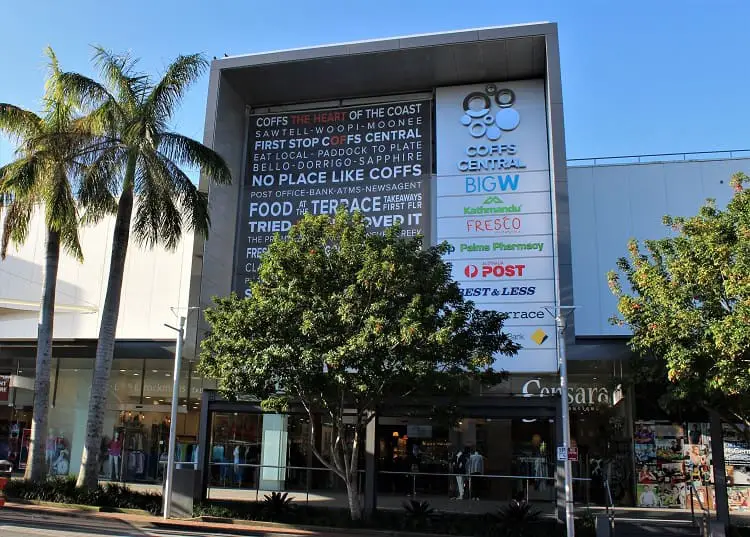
[0,508,150,536]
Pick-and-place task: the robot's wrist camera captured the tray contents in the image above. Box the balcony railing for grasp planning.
[568,149,750,167]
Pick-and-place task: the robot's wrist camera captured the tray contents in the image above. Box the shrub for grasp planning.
[3,477,162,515]
[494,500,542,537]
[575,508,596,537]
[262,491,295,521]
[403,499,435,531]
[193,499,560,536]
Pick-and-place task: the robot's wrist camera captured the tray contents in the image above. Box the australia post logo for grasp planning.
[464,263,526,279]
[460,85,520,141]
[464,195,521,215]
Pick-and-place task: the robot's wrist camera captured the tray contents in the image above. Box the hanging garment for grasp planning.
[468,452,484,475]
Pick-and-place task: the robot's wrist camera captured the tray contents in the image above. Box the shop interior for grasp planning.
[376,416,556,503]
[0,356,214,482]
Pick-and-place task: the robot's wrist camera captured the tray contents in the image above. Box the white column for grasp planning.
[260,414,288,491]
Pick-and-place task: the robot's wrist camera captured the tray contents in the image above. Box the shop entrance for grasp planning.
[104,408,199,483]
[377,416,556,507]
[198,392,563,513]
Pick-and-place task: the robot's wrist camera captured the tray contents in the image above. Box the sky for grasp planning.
[1,0,749,166]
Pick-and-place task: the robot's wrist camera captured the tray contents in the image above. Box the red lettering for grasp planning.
[290,114,311,125]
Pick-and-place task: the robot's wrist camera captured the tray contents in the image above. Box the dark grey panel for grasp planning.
[223,37,546,108]
[234,101,432,295]
[0,340,176,360]
[567,340,632,361]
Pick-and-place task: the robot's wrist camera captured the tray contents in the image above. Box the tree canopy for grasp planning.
[0,47,86,261]
[608,172,750,428]
[199,209,517,518]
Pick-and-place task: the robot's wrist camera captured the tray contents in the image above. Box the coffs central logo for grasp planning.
[460,84,521,141]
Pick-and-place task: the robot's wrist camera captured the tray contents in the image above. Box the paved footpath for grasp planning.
[0,502,332,537]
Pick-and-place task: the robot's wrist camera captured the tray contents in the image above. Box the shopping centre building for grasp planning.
[2,22,750,512]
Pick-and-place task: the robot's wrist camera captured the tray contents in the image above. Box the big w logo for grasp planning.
[465,175,519,193]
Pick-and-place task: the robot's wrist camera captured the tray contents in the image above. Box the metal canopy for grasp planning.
[214,24,552,108]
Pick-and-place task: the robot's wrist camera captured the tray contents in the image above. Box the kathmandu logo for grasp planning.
[463,195,522,215]
[460,85,520,141]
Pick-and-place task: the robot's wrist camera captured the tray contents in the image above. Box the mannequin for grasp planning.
[109,432,122,481]
[453,447,470,500]
[192,445,199,469]
[52,435,69,476]
[46,429,56,472]
[468,449,485,500]
[233,445,242,486]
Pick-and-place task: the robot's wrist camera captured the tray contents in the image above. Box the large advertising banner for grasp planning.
[234,100,431,295]
[435,80,557,373]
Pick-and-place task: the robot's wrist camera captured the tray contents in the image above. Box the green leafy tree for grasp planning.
[58,48,232,489]
[199,210,517,520]
[608,172,750,433]
[0,48,90,482]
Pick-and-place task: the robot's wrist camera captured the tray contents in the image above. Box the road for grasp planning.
[0,509,267,537]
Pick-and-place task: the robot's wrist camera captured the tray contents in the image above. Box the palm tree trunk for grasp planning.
[24,228,60,483]
[77,156,136,489]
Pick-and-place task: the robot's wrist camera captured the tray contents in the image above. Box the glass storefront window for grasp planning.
[0,355,212,480]
[209,412,263,489]
[377,416,556,503]
[206,412,327,498]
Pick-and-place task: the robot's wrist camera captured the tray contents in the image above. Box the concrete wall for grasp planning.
[0,209,194,341]
[568,158,748,337]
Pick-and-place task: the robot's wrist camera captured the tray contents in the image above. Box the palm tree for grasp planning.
[0,48,87,483]
[62,48,232,489]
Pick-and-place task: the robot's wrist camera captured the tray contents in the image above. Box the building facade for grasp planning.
[0,209,213,479]
[1,23,749,511]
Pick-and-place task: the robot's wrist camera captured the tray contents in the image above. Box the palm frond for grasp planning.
[158,131,231,185]
[43,167,82,260]
[74,147,123,224]
[0,157,40,198]
[1,196,34,259]
[0,104,43,143]
[92,46,148,110]
[57,71,122,126]
[133,158,182,250]
[74,102,120,139]
[143,149,210,238]
[43,47,77,131]
[57,71,113,108]
[146,54,207,122]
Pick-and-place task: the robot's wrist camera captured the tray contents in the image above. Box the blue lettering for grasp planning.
[465,175,520,193]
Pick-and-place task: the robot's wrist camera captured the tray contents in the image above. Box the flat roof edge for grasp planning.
[212,22,556,71]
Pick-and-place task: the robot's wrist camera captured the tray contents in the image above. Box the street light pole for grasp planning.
[546,305,576,537]
[556,312,574,537]
[163,315,185,520]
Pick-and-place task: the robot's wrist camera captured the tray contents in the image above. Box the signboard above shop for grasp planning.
[434,80,557,373]
[0,375,9,402]
[234,100,432,296]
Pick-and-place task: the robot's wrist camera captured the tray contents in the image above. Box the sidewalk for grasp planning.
[3,498,748,535]
[1,501,491,537]
[0,501,331,537]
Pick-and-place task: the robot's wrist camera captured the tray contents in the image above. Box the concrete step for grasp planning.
[613,519,701,536]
